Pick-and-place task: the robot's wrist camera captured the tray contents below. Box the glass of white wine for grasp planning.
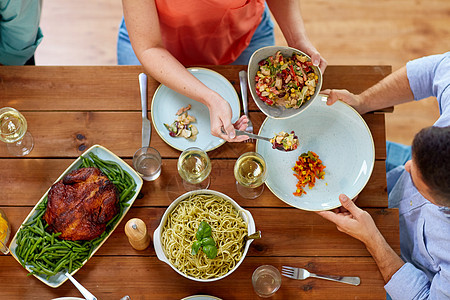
[177,147,212,191]
[234,152,267,199]
[0,107,34,156]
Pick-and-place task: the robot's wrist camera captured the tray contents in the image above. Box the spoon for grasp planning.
[65,272,97,300]
[235,130,297,152]
[247,231,262,240]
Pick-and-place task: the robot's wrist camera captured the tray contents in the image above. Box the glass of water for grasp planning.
[132,147,162,181]
[252,265,282,298]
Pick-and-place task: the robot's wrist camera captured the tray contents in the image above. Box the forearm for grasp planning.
[139,48,220,108]
[266,0,309,47]
[122,0,220,108]
[365,231,404,283]
[358,66,414,113]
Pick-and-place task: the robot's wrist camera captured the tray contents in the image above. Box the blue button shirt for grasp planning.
[384,52,450,299]
[0,0,43,65]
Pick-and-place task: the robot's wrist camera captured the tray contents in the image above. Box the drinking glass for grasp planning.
[252,265,282,298]
[0,107,34,156]
[0,209,11,255]
[133,147,162,181]
[234,152,267,199]
[177,147,211,191]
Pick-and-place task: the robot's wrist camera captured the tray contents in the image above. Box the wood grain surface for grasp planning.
[0,65,396,299]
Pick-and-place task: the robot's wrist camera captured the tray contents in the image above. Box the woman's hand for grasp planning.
[207,95,248,142]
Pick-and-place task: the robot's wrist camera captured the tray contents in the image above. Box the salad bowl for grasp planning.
[248,46,323,119]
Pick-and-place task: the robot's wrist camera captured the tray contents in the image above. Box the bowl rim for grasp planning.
[153,189,256,282]
[247,45,323,119]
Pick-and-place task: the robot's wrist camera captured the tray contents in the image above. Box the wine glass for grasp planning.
[234,152,267,199]
[177,147,212,191]
[0,107,34,156]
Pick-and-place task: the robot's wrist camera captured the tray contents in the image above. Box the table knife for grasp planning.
[139,73,151,148]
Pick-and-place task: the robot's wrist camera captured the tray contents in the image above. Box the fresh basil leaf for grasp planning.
[203,245,218,259]
[201,237,215,247]
[196,221,211,240]
[191,240,201,255]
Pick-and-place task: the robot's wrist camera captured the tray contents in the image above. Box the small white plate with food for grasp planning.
[151,67,241,152]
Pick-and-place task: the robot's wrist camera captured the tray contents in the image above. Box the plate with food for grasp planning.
[153,190,256,282]
[256,97,375,211]
[248,46,323,119]
[8,145,143,288]
[151,67,241,152]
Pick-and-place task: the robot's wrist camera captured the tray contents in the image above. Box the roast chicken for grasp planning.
[44,167,119,241]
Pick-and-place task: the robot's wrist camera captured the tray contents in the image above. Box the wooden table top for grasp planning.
[0,65,397,300]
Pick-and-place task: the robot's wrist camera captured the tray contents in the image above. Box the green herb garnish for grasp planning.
[191,221,217,259]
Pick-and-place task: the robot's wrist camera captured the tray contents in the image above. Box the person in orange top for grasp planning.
[118,0,327,142]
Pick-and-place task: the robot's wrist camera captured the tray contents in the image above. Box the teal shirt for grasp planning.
[0,0,43,65]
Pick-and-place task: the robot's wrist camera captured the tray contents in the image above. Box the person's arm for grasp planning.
[266,0,327,72]
[322,66,414,114]
[122,0,247,141]
[317,194,404,282]
[0,0,43,65]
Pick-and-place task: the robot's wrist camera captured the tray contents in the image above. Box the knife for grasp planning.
[139,73,151,148]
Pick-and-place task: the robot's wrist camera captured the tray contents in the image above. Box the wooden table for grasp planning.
[0,65,398,299]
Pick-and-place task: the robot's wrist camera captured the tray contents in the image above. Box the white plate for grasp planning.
[181,296,222,300]
[256,97,375,211]
[9,145,143,288]
[151,67,240,152]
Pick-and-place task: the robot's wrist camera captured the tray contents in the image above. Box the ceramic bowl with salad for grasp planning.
[247,46,323,119]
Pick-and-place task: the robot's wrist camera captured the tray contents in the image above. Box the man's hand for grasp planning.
[316,194,379,245]
[321,89,368,114]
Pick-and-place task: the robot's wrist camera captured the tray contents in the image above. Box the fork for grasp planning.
[281,266,360,286]
[239,70,253,140]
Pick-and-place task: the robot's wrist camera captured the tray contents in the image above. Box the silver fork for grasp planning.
[281,266,360,286]
[239,70,253,141]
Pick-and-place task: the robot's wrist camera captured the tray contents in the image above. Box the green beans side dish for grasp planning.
[14,153,137,279]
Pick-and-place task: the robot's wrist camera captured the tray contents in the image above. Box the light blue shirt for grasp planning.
[0,0,43,65]
[384,52,450,299]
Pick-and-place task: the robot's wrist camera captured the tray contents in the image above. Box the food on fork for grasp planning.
[164,104,199,140]
[270,131,299,151]
[292,151,326,196]
[255,51,318,108]
[44,167,119,241]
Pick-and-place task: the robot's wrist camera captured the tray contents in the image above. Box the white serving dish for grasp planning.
[9,144,143,288]
[153,190,256,282]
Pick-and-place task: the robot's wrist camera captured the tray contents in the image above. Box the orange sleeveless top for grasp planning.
[155,0,265,65]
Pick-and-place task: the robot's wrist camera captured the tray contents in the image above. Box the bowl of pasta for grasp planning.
[248,46,323,119]
[153,190,256,282]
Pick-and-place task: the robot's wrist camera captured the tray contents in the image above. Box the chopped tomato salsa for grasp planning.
[292,151,326,196]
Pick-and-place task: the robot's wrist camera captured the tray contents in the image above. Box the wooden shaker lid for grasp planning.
[124,218,150,250]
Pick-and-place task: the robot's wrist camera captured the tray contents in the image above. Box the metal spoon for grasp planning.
[65,272,97,300]
[247,231,262,240]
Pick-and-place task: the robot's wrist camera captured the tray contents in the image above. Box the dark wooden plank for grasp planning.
[0,255,387,300]
[3,206,399,257]
[0,111,386,160]
[0,65,391,112]
[0,158,387,208]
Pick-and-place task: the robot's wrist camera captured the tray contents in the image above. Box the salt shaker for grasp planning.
[124,218,150,250]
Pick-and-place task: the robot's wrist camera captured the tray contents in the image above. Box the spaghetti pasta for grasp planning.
[161,194,248,279]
